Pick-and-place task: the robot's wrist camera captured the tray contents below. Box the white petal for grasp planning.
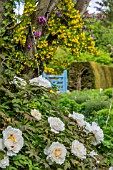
[7,150,17,156]
[0,156,9,168]
[0,139,5,150]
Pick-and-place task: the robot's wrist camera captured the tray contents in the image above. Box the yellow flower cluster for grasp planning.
[44,65,55,74]
[24,2,36,17]
[48,0,97,57]
[12,2,36,47]
[35,37,57,64]
[13,25,26,46]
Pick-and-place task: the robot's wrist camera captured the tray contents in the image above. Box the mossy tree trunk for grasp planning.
[23,0,61,77]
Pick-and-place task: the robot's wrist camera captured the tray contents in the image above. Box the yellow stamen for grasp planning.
[54,148,62,158]
[8,135,16,143]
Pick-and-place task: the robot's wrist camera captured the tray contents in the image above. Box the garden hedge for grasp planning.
[68,62,113,90]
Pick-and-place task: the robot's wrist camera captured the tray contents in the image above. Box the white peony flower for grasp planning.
[0,139,5,151]
[88,150,98,157]
[71,140,86,159]
[29,76,51,88]
[0,155,9,169]
[85,122,104,145]
[109,167,113,170]
[2,126,24,156]
[48,117,65,134]
[31,109,41,121]
[44,142,67,165]
[69,112,85,127]
[84,121,92,134]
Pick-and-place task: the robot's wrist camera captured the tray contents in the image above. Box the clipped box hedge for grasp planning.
[68,62,113,90]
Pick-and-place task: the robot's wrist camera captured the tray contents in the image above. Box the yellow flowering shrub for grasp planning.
[3,0,97,75]
[45,0,98,74]
[48,0,97,56]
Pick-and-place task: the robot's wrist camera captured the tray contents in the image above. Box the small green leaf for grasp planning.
[0,150,5,160]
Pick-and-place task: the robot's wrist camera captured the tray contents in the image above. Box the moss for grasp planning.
[90,62,102,88]
[101,65,112,88]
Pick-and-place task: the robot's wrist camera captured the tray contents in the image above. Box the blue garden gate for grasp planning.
[42,70,68,92]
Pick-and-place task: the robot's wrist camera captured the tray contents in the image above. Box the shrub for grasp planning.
[75,95,90,104]
[102,88,113,98]
[0,82,110,169]
[58,94,80,114]
[84,99,110,115]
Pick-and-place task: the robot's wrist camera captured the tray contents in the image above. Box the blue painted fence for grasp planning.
[42,70,68,92]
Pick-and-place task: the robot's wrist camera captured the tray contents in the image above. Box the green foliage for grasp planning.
[56,89,113,167]
[84,99,109,115]
[58,89,110,115]
[80,49,112,65]
[82,9,113,53]
[75,95,89,104]
[89,108,113,164]
[47,47,112,75]
[46,47,73,74]
[0,78,111,169]
[96,0,113,26]
[94,26,113,51]
[102,88,113,98]
[0,0,113,169]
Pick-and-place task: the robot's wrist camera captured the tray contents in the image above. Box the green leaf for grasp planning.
[23,99,29,104]
[4,12,9,17]
[2,20,7,25]
[8,166,17,170]
[12,99,21,104]
[1,27,6,33]
[64,161,71,170]
[13,161,22,166]
[5,3,11,9]
[3,36,9,40]
[0,150,5,160]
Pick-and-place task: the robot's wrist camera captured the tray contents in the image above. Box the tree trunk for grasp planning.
[23,0,60,77]
[74,0,91,15]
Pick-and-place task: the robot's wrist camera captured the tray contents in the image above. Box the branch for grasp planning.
[46,0,61,19]
[74,0,91,15]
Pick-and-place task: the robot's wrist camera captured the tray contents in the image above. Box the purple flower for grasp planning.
[55,10,62,17]
[38,16,42,22]
[82,15,87,20]
[84,11,89,15]
[37,31,42,38]
[28,45,32,49]
[33,31,42,38]
[41,16,47,23]
[97,13,103,18]
[33,31,37,37]
[38,16,47,23]
[58,13,62,17]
